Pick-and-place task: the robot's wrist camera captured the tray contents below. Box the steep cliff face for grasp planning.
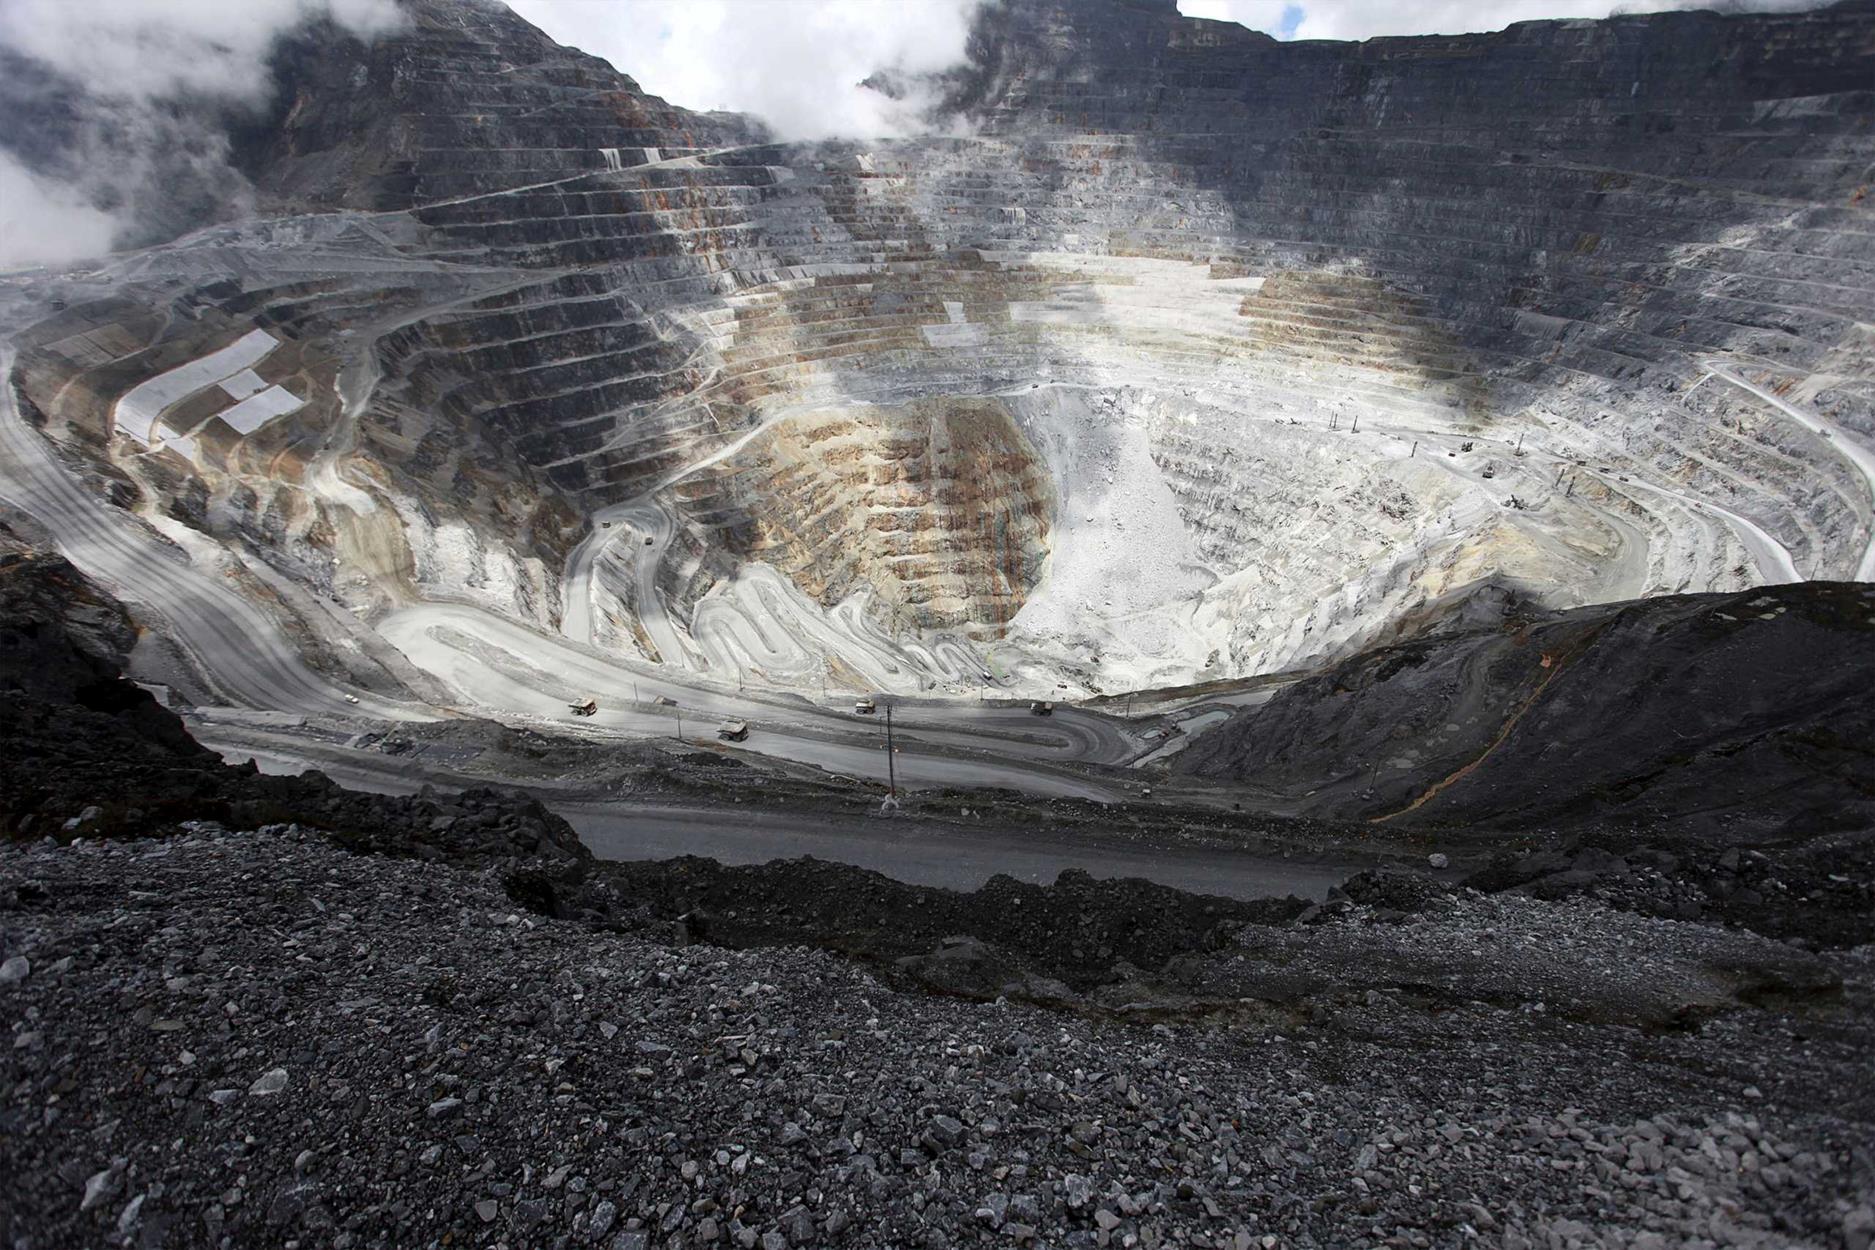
[231,0,765,212]
[679,398,1052,633]
[5,0,1873,697]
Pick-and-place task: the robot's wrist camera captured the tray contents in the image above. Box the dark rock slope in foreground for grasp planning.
[0,517,588,866]
[3,827,1873,1250]
[1177,582,1875,839]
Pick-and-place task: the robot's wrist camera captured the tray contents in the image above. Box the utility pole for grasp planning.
[1516,432,1525,453]
[632,681,639,704]
[884,703,898,800]
[1351,413,1359,434]
[674,706,682,742]
[1411,440,1418,458]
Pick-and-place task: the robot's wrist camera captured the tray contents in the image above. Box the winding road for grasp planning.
[1602,470,1801,584]
[376,602,1138,800]
[1702,358,1875,581]
[0,346,423,722]
[212,731,1346,901]
[567,803,1350,899]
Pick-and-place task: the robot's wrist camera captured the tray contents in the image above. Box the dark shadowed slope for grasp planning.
[1176,581,1875,839]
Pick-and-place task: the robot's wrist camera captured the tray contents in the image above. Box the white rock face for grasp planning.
[1003,387,1220,688]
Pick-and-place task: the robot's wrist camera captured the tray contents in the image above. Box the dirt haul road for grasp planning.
[2,341,1137,801]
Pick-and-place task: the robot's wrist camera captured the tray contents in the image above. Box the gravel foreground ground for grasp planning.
[4,827,1873,1250]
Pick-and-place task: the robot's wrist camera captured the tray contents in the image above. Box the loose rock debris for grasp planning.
[3,827,1872,1249]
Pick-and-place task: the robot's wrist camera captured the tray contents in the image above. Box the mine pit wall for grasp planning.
[940,0,1875,531]
[9,0,1873,690]
[670,398,1053,634]
[238,0,766,215]
[368,0,1872,676]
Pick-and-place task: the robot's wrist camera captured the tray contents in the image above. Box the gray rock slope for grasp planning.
[3,827,1871,1250]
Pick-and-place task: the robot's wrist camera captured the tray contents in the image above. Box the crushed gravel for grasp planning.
[4,826,1872,1249]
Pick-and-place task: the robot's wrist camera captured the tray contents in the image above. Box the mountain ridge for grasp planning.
[1174,579,1875,838]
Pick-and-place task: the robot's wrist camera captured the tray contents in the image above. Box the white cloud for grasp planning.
[0,0,401,104]
[505,0,982,141]
[0,151,119,269]
[1178,0,1822,41]
[0,0,401,268]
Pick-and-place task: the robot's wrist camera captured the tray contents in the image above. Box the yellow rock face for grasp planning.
[678,397,1053,634]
